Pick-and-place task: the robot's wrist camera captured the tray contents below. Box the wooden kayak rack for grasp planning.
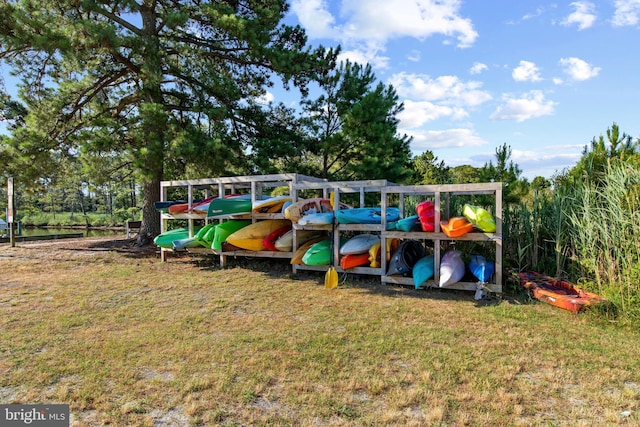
[159,174,502,294]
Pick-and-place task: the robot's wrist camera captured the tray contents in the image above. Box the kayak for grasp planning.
[368,238,400,268]
[339,234,380,255]
[155,200,186,213]
[469,254,495,282]
[463,204,497,233]
[206,195,253,218]
[340,253,371,269]
[440,217,474,238]
[168,196,215,215]
[413,254,435,289]
[154,227,198,249]
[396,215,422,232]
[284,198,344,223]
[211,220,251,250]
[262,223,292,251]
[335,207,400,224]
[439,250,465,287]
[387,240,425,276]
[302,239,332,266]
[252,196,293,213]
[416,200,435,232]
[274,229,326,252]
[518,270,608,313]
[290,237,327,265]
[226,219,291,251]
[172,236,206,250]
[298,212,334,225]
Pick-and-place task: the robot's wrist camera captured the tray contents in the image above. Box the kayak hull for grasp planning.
[440,217,474,238]
[211,220,252,250]
[518,270,608,313]
[226,219,291,251]
[340,253,371,269]
[340,234,380,255]
[207,196,253,218]
[439,250,465,287]
[413,254,435,289]
[336,207,400,224]
[387,240,425,276]
[469,254,495,282]
[463,204,497,233]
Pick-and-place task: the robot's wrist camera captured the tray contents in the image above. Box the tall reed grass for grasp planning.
[565,163,640,319]
[505,162,640,320]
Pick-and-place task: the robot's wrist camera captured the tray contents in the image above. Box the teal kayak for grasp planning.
[302,239,332,266]
[413,254,435,289]
[336,207,400,224]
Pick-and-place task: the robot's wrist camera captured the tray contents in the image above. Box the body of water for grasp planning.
[15,227,125,238]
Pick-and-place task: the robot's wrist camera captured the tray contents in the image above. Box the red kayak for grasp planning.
[518,271,608,313]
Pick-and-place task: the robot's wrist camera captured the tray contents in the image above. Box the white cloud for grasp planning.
[254,91,275,105]
[389,73,492,107]
[290,0,337,38]
[291,0,478,48]
[338,44,390,69]
[559,57,600,81]
[562,2,597,30]
[408,50,421,62]
[490,90,556,122]
[470,62,488,74]
[512,61,543,82]
[398,100,468,128]
[405,128,489,151]
[612,0,640,26]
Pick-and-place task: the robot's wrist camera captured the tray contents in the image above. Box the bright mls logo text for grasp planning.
[1,404,69,426]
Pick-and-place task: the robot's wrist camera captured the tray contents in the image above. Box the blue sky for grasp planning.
[279,0,640,180]
[2,1,638,181]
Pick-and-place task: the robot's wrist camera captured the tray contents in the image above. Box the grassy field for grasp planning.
[1,238,639,426]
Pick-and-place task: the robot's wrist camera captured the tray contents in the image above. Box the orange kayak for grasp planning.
[440,217,474,238]
[518,271,608,313]
[340,253,371,270]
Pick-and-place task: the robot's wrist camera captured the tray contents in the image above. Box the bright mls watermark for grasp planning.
[1,404,69,426]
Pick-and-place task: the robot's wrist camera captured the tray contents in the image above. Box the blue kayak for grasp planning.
[469,254,495,282]
[336,207,400,224]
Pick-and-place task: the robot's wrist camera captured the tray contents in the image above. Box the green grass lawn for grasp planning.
[1,239,639,426]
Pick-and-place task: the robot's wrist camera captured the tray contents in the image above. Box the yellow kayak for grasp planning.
[226,219,291,251]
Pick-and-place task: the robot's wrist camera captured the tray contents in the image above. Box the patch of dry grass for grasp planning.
[1,238,639,426]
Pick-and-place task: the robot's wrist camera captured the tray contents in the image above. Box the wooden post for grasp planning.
[7,177,15,248]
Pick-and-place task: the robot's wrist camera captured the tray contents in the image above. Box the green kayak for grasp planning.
[211,220,252,250]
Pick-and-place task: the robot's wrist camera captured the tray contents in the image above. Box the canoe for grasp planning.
[154,227,197,249]
[518,270,608,313]
[463,204,496,233]
[335,207,400,224]
[302,239,332,266]
[413,254,435,289]
[387,240,425,276]
[439,250,465,287]
[262,223,292,251]
[368,238,400,268]
[469,254,495,282]
[440,216,474,238]
[206,195,253,218]
[252,196,293,214]
[416,200,435,232]
[396,215,422,232]
[340,253,371,269]
[274,229,325,252]
[298,212,334,225]
[225,219,291,251]
[340,234,380,255]
[211,220,252,250]
[290,237,327,265]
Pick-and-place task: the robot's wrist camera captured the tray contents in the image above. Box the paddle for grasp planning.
[324,204,338,289]
[324,266,338,289]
